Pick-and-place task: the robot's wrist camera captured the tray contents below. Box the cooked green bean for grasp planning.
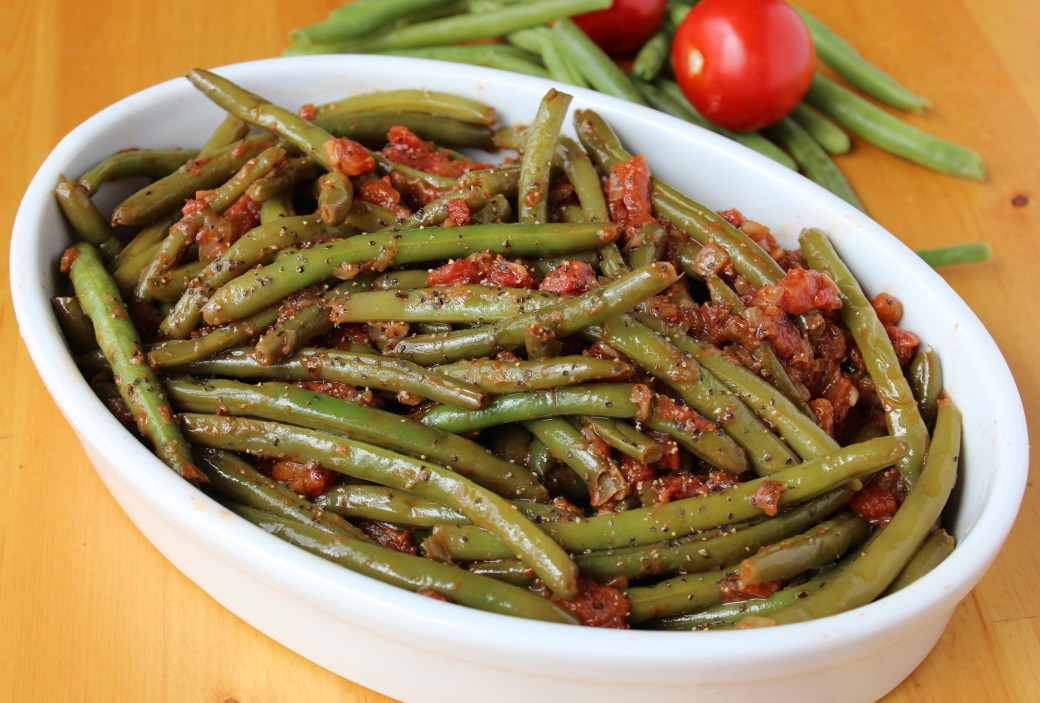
[756,398,959,625]
[231,504,577,624]
[64,243,203,482]
[180,413,578,598]
[805,74,985,180]
[318,110,495,150]
[327,286,561,324]
[884,529,955,595]
[801,228,929,484]
[166,377,543,501]
[738,512,871,585]
[200,222,620,325]
[200,114,251,157]
[54,179,123,263]
[519,88,572,225]
[51,296,97,354]
[314,88,496,125]
[384,262,678,365]
[146,302,281,368]
[317,171,354,226]
[524,417,628,507]
[625,570,731,623]
[908,347,943,431]
[315,484,467,527]
[434,356,630,394]
[78,149,200,196]
[584,417,664,463]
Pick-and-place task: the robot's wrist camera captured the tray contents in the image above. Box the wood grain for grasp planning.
[1,1,1036,701]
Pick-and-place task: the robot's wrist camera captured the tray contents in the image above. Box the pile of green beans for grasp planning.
[279,0,990,265]
[52,71,961,630]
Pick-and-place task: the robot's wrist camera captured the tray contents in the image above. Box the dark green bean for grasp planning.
[552,18,646,105]
[524,417,628,507]
[907,347,943,431]
[738,512,871,585]
[64,243,202,482]
[327,286,562,324]
[78,149,200,196]
[51,296,97,353]
[315,484,467,527]
[625,570,731,624]
[434,356,631,394]
[54,179,123,263]
[519,88,572,225]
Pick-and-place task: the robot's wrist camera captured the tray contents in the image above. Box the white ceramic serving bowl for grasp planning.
[11,56,1028,703]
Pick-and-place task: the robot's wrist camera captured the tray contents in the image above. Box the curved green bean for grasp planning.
[519,88,572,225]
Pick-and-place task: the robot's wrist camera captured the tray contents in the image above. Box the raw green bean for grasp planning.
[166,376,543,501]
[632,27,671,82]
[384,262,678,365]
[553,18,646,105]
[541,40,589,89]
[315,484,467,527]
[286,0,609,54]
[757,399,959,625]
[434,356,631,394]
[196,449,370,541]
[646,78,798,170]
[519,88,573,225]
[200,222,620,325]
[908,347,942,431]
[231,504,576,624]
[766,117,863,210]
[524,417,627,507]
[738,512,871,585]
[916,242,991,268]
[64,243,202,482]
[790,103,851,155]
[180,413,578,598]
[54,179,123,263]
[373,46,551,80]
[805,74,985,180]
[314,88,495,125]
[326,286,562,324]
[291,0,458,45]
[78,149,200,196]
[792,5,930,112]
[883,529,955,595]
[801,228,929,484]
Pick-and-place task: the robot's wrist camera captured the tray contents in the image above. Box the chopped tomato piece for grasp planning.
[268,459,338,499]
[355,519,417,555]
[851,468,905,526]
[755,268,842,315]
[717,572,783,603]
[748,479,787,516]
[323,137,377,177]
[426,252,534,288]
[548,579,630,629]
[871,293,904,325]
[885,324,920,366]
[606,154,657,243]
[538,260,599,295]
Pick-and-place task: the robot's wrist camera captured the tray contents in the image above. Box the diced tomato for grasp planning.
[606,155,658,243]
[355,519,417,555]
[443,198,471,227]
[885,324,920,366]
[653,469,738,504]
[538,260,599,295]
[748,479,787,517]
[323,137,377,177]
[382,125,491,178]
[268,459,338,499]
[755,268,842,315]
[426,252,534,288]
[717,572,783,603]
[548,579,630,629]
[871,293,904,325]
[297,103,316,121]
[851,468,905,526]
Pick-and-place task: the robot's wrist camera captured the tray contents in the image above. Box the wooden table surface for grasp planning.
[2,1,1037,701]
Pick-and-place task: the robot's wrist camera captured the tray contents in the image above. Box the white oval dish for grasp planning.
[11,55,1028,703]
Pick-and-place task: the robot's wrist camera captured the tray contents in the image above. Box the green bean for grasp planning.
[738,512,870,585]
[790,103,851,155]
[916,242,991,268]
[587,314,796,475]
[459,165,521,199]
[766,117,864,210]
[246,157,323,203]
[166,376,543,501]
[432,436,906,553]
[110,213,178,276]
[646,78,798,170]
[434,356,630,394]
[648,553,855,630]
[520,88,573,225]
[327,286,562,324]
[801,228,929,484]
[146,260,206,303]
[147,302,280,368]
[419,383,654,433]
[63,243,202,482]
[757,399,959,625]
[625,570,731,623]
[231,504,576,624]
[505,26,550,54]
[574,109,788,288]
[291,0,458,45]
[528,436,558,478]
[805,74,985,180]
[78,149,200,196]
[585,418,664,463]
[317,171,353,226]
[314,88,495,125]
[195,449,370,541]
[524,417,628,507]
[467,560,536,587]
[385,262,678,365]
[485,423,533,468]
[112,134,272,226]
[160,215,352,339]
[372,269,432,291]
[180,413,577,598]
[286,0,609,54]
[639,414,749,475]
[373,46,551,80]
[471,194,513,224]
[200,222,619,325]
[530,250,600,277]
[632,27,671,82]
[54,179,123,263]
[252,279,371,366]
[51,296,97,353]
[553,18,646,105]
[541,40,589,89]
[199,114,251,157]
[574,488,854,581]
[792,5,930,112]
[908,347,943,431]
[315,484,467,527]
[167,346,486,409]
[883,529,955,595]
[317,110,495,150]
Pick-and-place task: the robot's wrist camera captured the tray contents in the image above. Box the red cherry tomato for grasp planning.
[572,0,667,56]
[671,0,815,131]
